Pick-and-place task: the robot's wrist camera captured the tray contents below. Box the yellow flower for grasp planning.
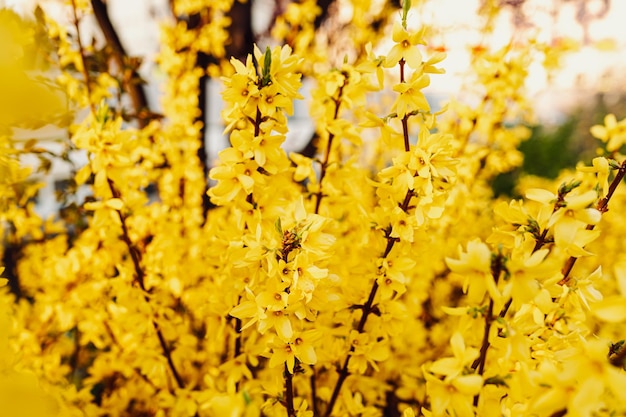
[530,340,626,416]
[357,43,385,89]
[501,240,550,306]
[446,240,492,275]
[255,279,290,312]
[424,369,482,417]
[526,188,602,256]
[429,332,479,379]
[292,198,335,256]
[423,51,447,74]
[361,111,402,148]
[290,252,328,305]
[578,157,610,196]
[261,44,304,99]
[389,206,417,242]
[230,129,287,170]
[258,83,295,117]
[259,309,293,341]
[268,329,322,373]
[347,330,390,374]
[590,113,626,152]
[229,287,266,332]
[392,71,431,118]
[208,151,264,204]
[290,152,316,183]
[221,72,259,106]
[446,239,501,303]
[377,248,416,285]
[571,266,603,309]
[384,22,426,69]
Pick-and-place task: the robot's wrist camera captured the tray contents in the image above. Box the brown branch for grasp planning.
[285,363,296,417]
[323,189,413,415]
[72,0,189,406]
[471,253,505,406]
[2,237,24,300]
[107,178,186,390]
[186,13,220,219]
[70,0,96,114]
[323,61,413,416]
[314,73,347,214]
[324,283,379,417]
[383,387,402,417]
[310,369,319,416]
[225,1,255,63]
[91,0,150,128]
[197,61,212,218]
[559,159,626,285]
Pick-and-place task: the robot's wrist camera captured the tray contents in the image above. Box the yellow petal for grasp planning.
[83,201,103,211]
[75,164,92,185]
[450,332,465,360]
[275,316,293,341]
[295,196,307,222]
[105,198,124,210]
[441,306,469,316]
[429,357,458,376]
[296,344,317,365]
[592,295,626,322]
[589,125,607,141]
[452,374,483,395]
[525,188,555,203]
[613,261,626,296]
[391,22,405,43]
[403,408,416,417]
[238,174,255,192]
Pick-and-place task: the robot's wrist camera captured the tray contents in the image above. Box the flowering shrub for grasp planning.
[1,1,626,417]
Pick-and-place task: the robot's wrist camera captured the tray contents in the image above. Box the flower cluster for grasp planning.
[1,1,626,417]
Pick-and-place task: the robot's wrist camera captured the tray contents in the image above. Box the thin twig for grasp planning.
[310,369,319,416]
[107,179,186,390]
[323,60,412,417]
[314,73,348,214]
[73,2,194,412]
[285,363,296,417]
[90,0,150,128]
[559,159,626,285]
[70,0,96,114]
[472,253,504,406]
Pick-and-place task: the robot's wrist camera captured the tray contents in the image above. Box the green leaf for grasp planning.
[262,47,272,87]
[402,0,411,27]
[484,375,510,387]
[275,217,283,235]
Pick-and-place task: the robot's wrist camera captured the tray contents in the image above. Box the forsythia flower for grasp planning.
[590,113,626,152]
[5,3,626,417]
[392,70,431,118]
[429,332,479,379]
[578,156,610,196]
[268,329,322,373]
[526,188,601,257]
[424,370,482,417]
[446,239,501,303]
[347,330,390,374]
[384,22,426,69]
